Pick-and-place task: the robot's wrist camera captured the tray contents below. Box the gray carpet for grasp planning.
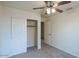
[10,43,76,58]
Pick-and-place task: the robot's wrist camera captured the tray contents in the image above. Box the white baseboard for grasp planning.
[9,49,27,58]
[51,44,78,58]
[0,49,27,58]
[44,41,78,58]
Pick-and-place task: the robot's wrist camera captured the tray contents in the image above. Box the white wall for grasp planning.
[0,5,6,57]
[0,5,41,57]
[44,8,79,57]
[11,17,27,57]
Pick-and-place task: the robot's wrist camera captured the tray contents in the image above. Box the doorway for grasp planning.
[41,22,44,44]
[27,20,37,48]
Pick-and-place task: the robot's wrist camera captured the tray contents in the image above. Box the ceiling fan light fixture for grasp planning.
[47,8,51,14]
[53,3,58,7]
[52,8,56,13]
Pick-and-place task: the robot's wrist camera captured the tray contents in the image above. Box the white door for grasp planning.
[45,20,52,45]
[27,27,36,47]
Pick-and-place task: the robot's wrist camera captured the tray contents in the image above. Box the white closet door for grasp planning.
[27,27,36,47]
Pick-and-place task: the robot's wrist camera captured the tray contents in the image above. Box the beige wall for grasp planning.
[44,7,79,57]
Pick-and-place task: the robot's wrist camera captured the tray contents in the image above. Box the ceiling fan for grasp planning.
[33,1,71,14]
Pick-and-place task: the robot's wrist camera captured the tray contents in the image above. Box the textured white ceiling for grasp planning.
[1,1,45,14]
[1,1,79,15]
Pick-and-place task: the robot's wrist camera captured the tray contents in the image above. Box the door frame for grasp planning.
[26,19,41,50]
[27,19,37,48]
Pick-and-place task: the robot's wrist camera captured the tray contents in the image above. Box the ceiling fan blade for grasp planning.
[33,7,45,10]
[55,8,63,13]
[58,1,71,6]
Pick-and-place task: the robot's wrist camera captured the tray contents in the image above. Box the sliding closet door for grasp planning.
[27,20,37,48]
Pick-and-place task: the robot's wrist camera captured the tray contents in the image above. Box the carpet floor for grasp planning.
[10,43,76,58]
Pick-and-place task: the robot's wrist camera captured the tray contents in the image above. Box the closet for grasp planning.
[27,20,37,48]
